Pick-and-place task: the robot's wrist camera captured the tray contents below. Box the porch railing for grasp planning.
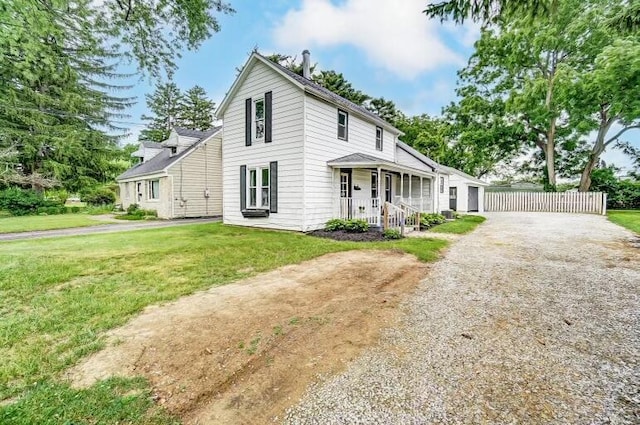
[336,197,426,233]
[393,196,431,213]
[383,202,420,235]
[338,197,381,226]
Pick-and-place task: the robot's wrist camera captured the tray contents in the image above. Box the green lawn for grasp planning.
[0,223,447,424]
[429,215,486,234]
[0,214,104,234]
[607,210,640,234]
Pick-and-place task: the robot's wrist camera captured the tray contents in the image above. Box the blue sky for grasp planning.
[121,0,638,173]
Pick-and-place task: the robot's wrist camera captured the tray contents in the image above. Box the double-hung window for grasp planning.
[375,126,383,151]
[254,98,265,141]
[337,109,348,140]
[440,177,445,194]
[148,179,160,200]
[248,167,270,208]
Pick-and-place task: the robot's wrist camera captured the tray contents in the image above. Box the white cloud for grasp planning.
[271,0,464,79]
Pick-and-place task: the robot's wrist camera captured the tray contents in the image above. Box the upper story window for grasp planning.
[375,126,383,151]
[337,109,348,141]
[254,98,265,141]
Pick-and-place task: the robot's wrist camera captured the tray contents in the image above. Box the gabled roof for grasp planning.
[141,141,163,149]
[173,127,219,139]
[216,52,401,134]
[327,152,436,177]
[439,165,489,186]
[117,126,222,181]
[328,152,389,165]
[396,140,440,172]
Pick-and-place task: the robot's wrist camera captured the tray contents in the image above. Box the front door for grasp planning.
[340,171,351,218]
[340,172,350,199]
[468,186,479,212]
[449,187,457,210]
[384,174,392,203]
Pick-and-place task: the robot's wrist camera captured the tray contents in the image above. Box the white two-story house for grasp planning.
[217,51,481,232]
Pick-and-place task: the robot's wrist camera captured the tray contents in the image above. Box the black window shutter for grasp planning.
[245,98,252,146]
[240,165,247,211]
[270,161,278,213]
[265,91,272,143]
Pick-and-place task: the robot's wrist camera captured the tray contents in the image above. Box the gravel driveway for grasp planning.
[285,212,640,424]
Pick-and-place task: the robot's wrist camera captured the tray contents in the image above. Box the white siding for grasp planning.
[303,95,399,231]
[119,177,172,218]
[448,174,485,213]
[222,61,305,231]
[448,174,467,212]
[396,147,430,171]
[168,136,223,218]
[437,174,451,213]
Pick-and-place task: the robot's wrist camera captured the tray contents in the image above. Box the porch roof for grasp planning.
[327,152,436,177]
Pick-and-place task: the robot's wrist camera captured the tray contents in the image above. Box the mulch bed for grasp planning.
[309,229,387,242]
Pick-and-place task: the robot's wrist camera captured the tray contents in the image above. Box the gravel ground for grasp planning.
[285,212,640,424]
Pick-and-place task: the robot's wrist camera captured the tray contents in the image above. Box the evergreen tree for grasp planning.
[312,70,371,106]
[0,0,233,190]
[177,86,215,130]
[140,83,183,142]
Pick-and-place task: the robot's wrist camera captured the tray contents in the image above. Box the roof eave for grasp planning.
[216,53,305,117]
[303,86,402,135]
[327,160,436,177]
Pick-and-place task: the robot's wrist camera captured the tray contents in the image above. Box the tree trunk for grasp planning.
[545,118,557,190]
[578,152,601,192]
[578,109,616,192]
[543,54,558,191]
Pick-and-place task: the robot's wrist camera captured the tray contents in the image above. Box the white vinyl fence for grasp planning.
[485,191,607,215]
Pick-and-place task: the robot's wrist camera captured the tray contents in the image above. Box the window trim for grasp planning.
[246,166,270,209]
[253,97,265,142]
[375,126,383,151]
[248,168,257,208]
[147,179,160,200]
[261,168,270,208]
[337,109,348,141]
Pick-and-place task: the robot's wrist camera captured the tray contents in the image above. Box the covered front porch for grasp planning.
[328,154,436,231]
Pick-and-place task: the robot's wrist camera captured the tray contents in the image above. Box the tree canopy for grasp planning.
[0,0,232,191]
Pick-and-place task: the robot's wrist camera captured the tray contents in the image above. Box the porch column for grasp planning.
[408,174,412,205]
[377,166,382,227]
[420,177,424,213]
[400,173,404,200]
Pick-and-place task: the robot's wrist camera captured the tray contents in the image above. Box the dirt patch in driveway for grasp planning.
[67,250,427,424]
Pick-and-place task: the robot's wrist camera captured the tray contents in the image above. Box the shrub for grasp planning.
[590,168,640,209]
[46,189,69,205]
[127,203,140,215]
[70,206,81,213]
[343,219,369,233]
[81,187,116,206]
[0,188,49,216]
[420,213,446,230]
[36,206,67,215]
[382,228,402,240]
[325,218,347,231]
[325,218,369,233]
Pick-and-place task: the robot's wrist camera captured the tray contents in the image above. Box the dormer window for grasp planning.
[254,98,265,141]
[170,146,177,155]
